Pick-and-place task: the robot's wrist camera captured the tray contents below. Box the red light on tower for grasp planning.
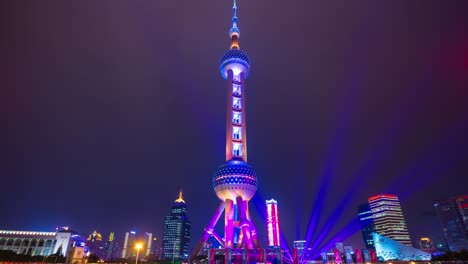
[368,194,397,202]
[266,199,280,248]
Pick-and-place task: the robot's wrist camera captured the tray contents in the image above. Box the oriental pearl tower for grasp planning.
[191,0,260,258]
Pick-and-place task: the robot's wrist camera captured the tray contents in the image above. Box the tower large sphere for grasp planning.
[219,49,250,79]
[213,159,257,202]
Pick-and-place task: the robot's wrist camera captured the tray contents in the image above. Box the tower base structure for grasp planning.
[191,248,283,264]
[189,198,285,264]
[190,160,269,261]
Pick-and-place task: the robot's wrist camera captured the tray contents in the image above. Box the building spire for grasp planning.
[175,189,185,203]
[229,0,240,49]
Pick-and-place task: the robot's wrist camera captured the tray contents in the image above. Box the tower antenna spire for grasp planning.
[229,0,240,49]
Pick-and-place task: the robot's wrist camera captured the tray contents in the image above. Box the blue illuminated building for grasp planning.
[360,194,413,247]
[162,191,191,261]
[434,195,468,252]
[358,203,375,250]
[372,233,430,261]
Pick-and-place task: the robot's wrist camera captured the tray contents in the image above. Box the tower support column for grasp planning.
[236,197,254,249]
[249,217,261,248]
[190,202,226,259]
[225,199,235,248]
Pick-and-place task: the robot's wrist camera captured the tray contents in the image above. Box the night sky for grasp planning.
[3,0,468,252]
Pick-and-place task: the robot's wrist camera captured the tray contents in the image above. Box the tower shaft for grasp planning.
[225,70,248,162]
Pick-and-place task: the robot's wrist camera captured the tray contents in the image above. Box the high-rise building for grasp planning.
[293,240,306,258]
[121,231,136,258]
[86,231,104,259]
[434,194,468,252]
[121,231,153,259]
[191,0,262,259]
[105,232,116,261]
[358,203,376,249]
[360,194,412,247]
[335,242,344,253]
[266,199,281,248]
[162,191,191,261]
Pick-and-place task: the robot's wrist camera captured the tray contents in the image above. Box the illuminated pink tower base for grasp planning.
[191,0,263,259]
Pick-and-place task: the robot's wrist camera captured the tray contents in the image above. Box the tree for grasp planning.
[88,253,100,263]
[55,244,64,256]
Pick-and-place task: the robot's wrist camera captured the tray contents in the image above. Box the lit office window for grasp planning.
[233,127,242,140]
[233,98,241,109]
[233,111,241,124]
[233,143,242,156]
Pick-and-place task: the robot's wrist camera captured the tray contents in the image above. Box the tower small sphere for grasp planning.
[213,159,257,202]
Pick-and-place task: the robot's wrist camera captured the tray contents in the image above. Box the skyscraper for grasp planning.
[361,194,412,247]
[191,0,261,258]
[105,232,115,261]
[434,194,468,252]
[358,203,376,249]
[162,191,191,261]
[266,199,281,248]
[86,231,104,259]
[121,231,136,258]
[121,231,153,259]
[293,240,306,258]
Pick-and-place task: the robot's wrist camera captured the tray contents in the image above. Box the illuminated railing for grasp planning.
[0,230,56,236]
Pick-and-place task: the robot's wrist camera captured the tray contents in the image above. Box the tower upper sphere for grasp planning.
[219,0,250,79]
[219,49,250,79]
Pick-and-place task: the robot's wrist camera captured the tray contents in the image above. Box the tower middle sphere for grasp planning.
[213,160,258,202]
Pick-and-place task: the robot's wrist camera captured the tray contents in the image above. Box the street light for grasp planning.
[135,243,143,264]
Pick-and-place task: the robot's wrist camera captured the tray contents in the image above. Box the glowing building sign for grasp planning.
[266,199,281,248]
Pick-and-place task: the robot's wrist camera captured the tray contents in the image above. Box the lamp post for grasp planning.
[135,243,143,264]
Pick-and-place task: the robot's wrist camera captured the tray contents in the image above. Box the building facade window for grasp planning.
[233,85,241,96]
[233,127,242,140]
[22,240,30,247]
[233,98,241,109]
[233,111,241,124]
[233,143,242,156]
